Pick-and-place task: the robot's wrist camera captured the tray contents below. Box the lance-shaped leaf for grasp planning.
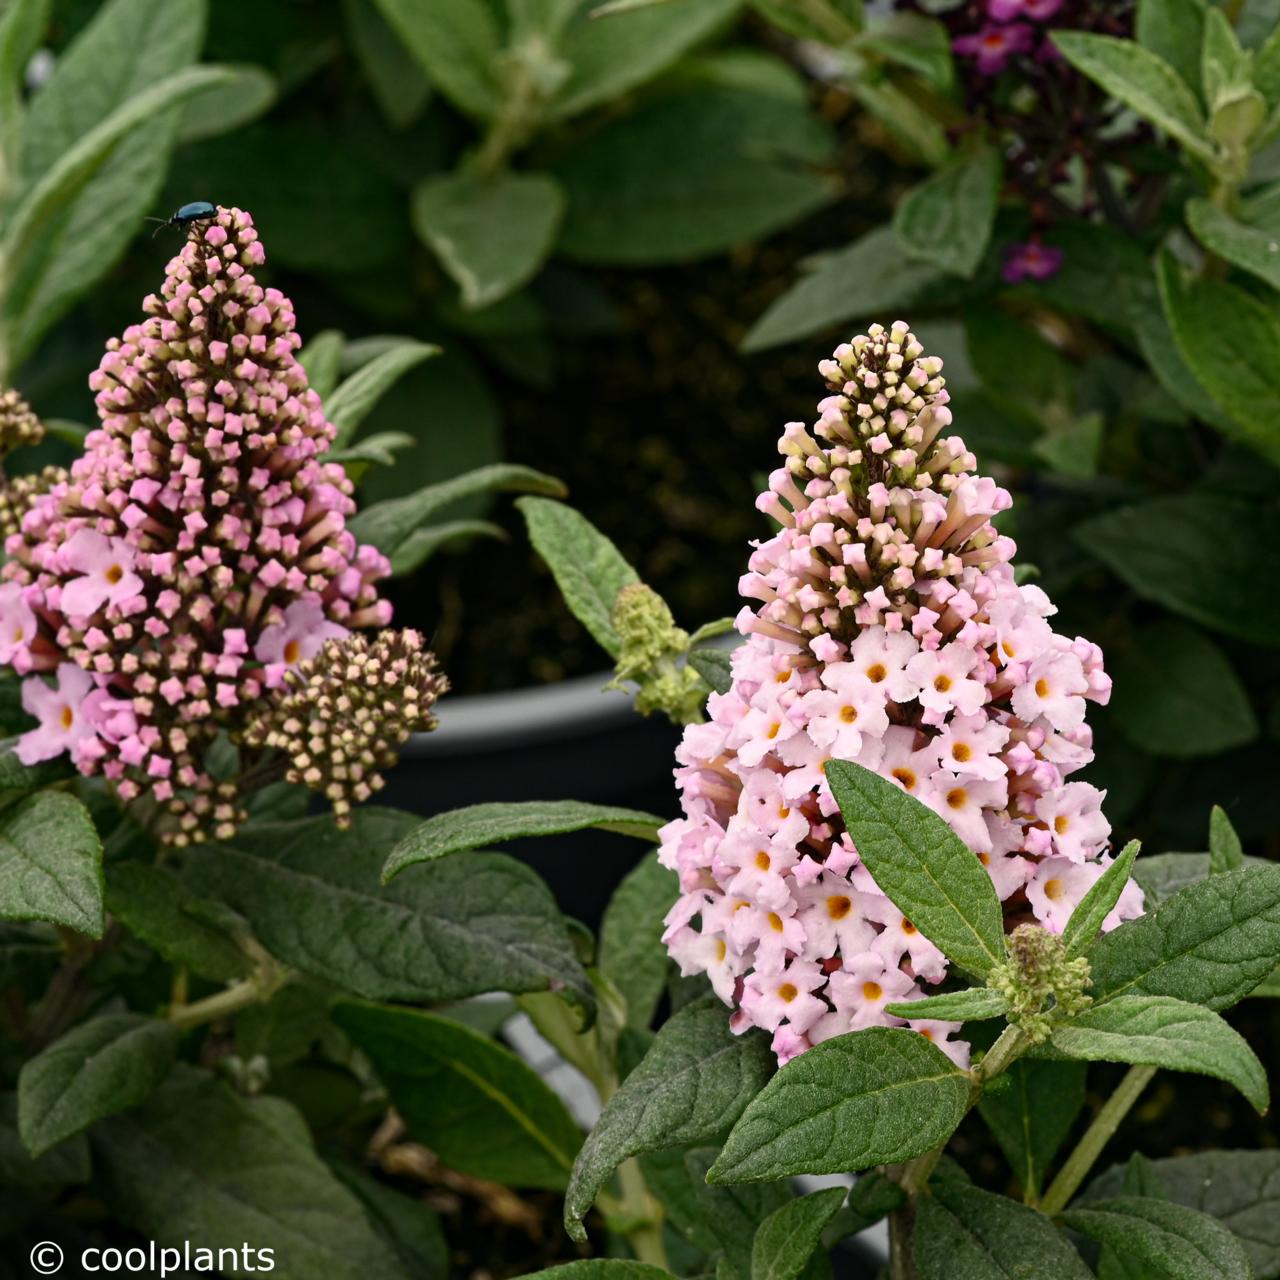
[751,1186,848,1280]
[916,1182,1093,1279]
[1062,1196,1252,1280]
[334,1002,582,1190]
[893,147,1002,279]
[382,800,664,882]
[599,852,677,1031]
[563,997,774,1241]
[1062,840,1140,958]
[884,987,1008,1022]
[1050,995,1268,1112]
[1209,806,1244,875]
[18,1014,180,1157]
[186,809,593,1018]
[518,497,639,656]
[348,464,566,558]
[825,760,1005,979]
[1086,865,1280,1012]
[708,1027,970,1184]
[326,341,439,448]
[0,791,104,938]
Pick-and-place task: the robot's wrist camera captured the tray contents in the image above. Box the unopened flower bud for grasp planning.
[988,923,1092,1043]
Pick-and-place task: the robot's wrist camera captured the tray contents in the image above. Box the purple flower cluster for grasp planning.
[0,208,392,841]
[953,0,1063,76]
[658,323,1142,1067]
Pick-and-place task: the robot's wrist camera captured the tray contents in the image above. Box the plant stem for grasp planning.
[168,965,291,1031]
[1039,1064,1156,1216]
[975,1024,1027,1084]
[617,1156,668,1269]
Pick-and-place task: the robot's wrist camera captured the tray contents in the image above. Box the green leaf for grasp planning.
[328,1159,448,1280]
[381,800,663,882]
[18,1014,180,1158]
[368,0,501,120]
[0,736,73,799]
[689,647,733,695]
[106,862,250,983]
[1087,864,1280,1012]
[329,430,417,471]
[1186,197,1280,291]
[186,809,594,1017]
[1136,0,1206,91]
[388,519,507,576]
[342,0,431,129]
[822,1171,904,1245]
[1155,252,1280,465]
[0,1092,89,1235]
[884,987,1008,1022]
[825,760,1005,979]
[742,225,949,352]
[524,1265,672,1280]
[916,1181,1093,1279]
[0,792,104,938]
[1062,1196,1252,1280]
[858,12,953,91]
[551,0,743,120]
[1258,22,1280,108]
[1050,995,1268,1111]
[413,171,565,309]
[555,86,836,265]
[4,0,206,372]
[334,1001,582,1190]
[708,1027,970,1184]
[599,852,677,1031]
[348,463,565,558]
[684,1146,795,1278]
[893,148,1002,279]
[976,1060,1087,1201]
[93,1066,405,1279]
[563,997,774,1241]
[1110,622,1257,759]
[1,65,235,328]
[1209,806,1244,875]
[751,1186,848,1280]
[1063,840,1141,958]
[1074,493,1280,648]
[1130,852,1209,907]
[518,496,639,656]
[176,62,276,144]
[1086,1150,1280,1280]
[1051,31,1212,160]
[300,329,346,401]
[1202,7,1251,111]
[327,341,440,449]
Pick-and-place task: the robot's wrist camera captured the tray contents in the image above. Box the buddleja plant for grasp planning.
[414,323,1280,1280]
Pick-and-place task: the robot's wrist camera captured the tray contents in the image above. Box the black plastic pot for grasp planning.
[380,672,683,927]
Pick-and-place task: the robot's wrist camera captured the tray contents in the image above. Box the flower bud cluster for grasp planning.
[988,923,1092,1043]
[0,208,393,842]
[243,629,446,828]
[608,583,706,724]
[659,323,1143,1067]
[0,389,44,458]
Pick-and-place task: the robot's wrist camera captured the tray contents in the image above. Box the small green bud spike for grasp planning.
[988,923,1092,1044]
[607,582,707,725]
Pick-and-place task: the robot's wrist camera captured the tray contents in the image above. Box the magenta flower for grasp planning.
[2,207,393,842]
[987,0,1063,21]
[1002,240,1065,282]
[658,323,1142,1067]
[954,22,1035,74]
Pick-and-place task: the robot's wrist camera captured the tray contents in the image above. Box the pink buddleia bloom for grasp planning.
[18,663,95,764]
[987,0,1062,20]
[657,322,1142,1067]
[954,23,1035,74]
[0,208,393,844]
[1002,240,1065,283]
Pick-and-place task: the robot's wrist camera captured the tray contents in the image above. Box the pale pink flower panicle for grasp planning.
[0,207,393,843]
[660,322,1142,1067]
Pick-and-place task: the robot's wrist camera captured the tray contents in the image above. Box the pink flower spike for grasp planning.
[17,664,95,763]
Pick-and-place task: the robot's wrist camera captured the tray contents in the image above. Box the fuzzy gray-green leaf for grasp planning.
[1086,864,1280,1011]
[1063,840,1141,959]
[825,760,1005,979]
[1050,995,1268,1112]
[709,1027,970,1184]
[751,1186,848,1280]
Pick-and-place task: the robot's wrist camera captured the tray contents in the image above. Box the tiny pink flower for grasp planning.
[954,22,1035,74]
[59,530,143,619]
[824,953,918,1032]
[742,959,828,1033]
[254,598,348,667]
[17,663,95,764]
[1012,649,1088,731]
[1025,857,1101,932]
[908,1019,971,1069]
[1002,241,1065,284]
[1034,781,1110,863]
[0,583,36,666]
[987,0,1062,20]
[906,643,987,721]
